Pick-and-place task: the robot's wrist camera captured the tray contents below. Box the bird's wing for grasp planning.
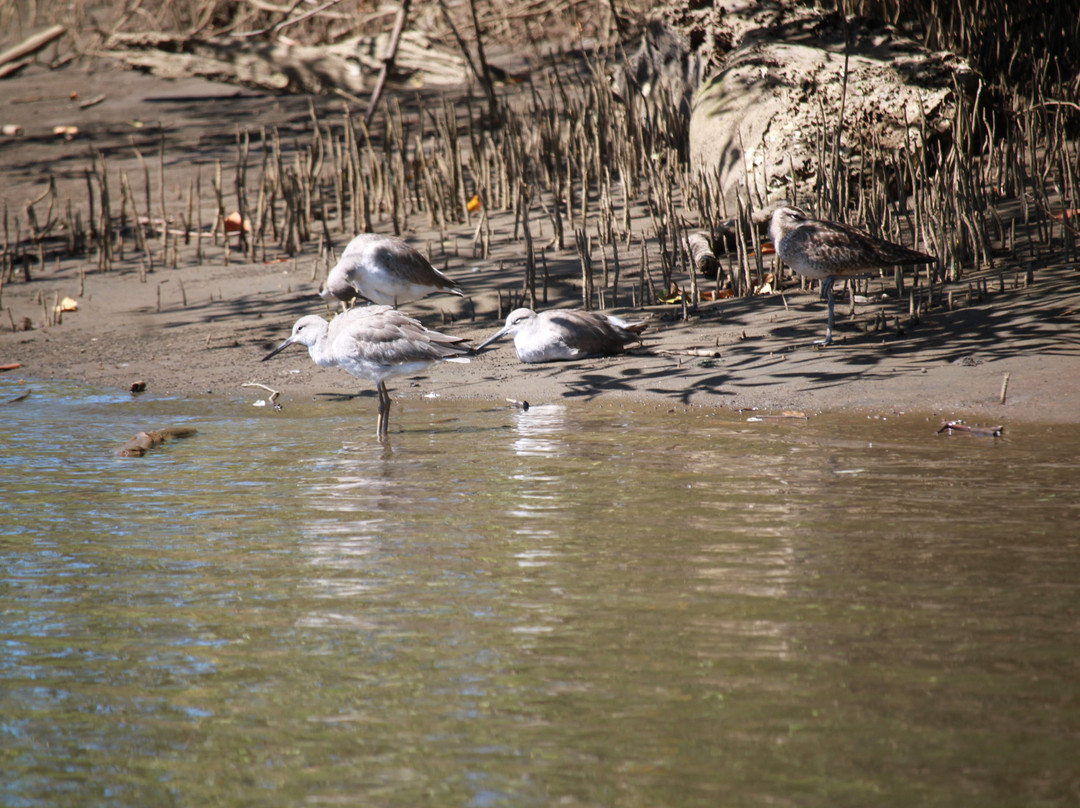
[337,309,468,364]
[781,220,930,276]
[825,220,936,266]
[372,240,461,292]
[544,311,638,355]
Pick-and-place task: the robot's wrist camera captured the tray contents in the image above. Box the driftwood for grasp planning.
[687,231,718,279]
[688,10,974,211]
[3,388,30,404]
[611,19,706,119]
[936,421,1003,437]
[102,29,465,96]
[115,427,198,457]
[613,4,974,213]
[0,24,67,77]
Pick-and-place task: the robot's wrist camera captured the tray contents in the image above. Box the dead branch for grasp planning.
[0,24,66,69]
[235,0,349,39]
[364,0,412,127]
[103,30,465,96]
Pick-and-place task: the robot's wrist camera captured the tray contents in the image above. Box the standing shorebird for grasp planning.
[476,307,648,363]
[263,306,470,439]
[319,233,464,308]
[769,205,937,345]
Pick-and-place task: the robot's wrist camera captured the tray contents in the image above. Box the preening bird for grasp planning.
[319,233,463,309]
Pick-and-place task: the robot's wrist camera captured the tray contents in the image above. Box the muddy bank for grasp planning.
[4,213,1077,424]
[1,60,1078,426]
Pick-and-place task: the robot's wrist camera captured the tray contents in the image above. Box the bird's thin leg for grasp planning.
[383,385,392,432]
[376,381,391,439]
[819,276,835,346]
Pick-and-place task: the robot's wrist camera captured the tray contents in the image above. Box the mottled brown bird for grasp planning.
[769,205,936,344]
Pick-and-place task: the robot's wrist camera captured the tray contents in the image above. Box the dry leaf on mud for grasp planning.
[224,211,251,232]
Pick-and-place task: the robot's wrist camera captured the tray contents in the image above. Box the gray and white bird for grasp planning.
[769,205,937,345]
[263,306,470,439]
[476,307,648,363]
[319,233,463,308]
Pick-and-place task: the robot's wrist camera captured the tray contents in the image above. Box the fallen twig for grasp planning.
[658,348,721,358]
[243,382,281,403]
[78,94,107,109]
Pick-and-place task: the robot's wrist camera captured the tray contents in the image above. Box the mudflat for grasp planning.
[2,61,1078,425]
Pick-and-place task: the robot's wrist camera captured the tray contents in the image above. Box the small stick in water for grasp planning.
[937,421,1003,438]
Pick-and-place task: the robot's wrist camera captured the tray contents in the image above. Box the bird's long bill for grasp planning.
[262,336,297,361]
[474,326,510,353]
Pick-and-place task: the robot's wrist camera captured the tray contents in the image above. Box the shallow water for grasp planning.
[2,378,1079,807]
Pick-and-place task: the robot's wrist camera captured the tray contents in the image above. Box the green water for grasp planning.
[2,379,1078,806]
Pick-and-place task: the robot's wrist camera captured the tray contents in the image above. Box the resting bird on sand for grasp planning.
[319,233,464,308]
[769,205,937,345]
[475,307,648,363]
[263,306,470,439]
